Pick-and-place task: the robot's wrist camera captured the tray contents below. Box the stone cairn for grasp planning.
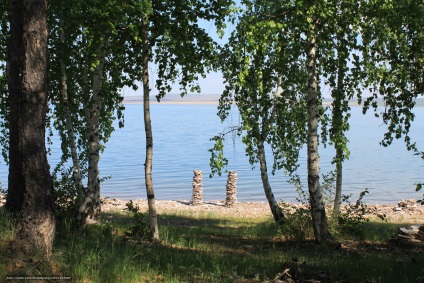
[191,170,203,206]
[225,170,238,207]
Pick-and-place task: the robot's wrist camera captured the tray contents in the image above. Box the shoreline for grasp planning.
[124,100,219,105]
[122,96,424,107]
[100,197,424,223]
[123,99,354,106]
[1,194,423,223]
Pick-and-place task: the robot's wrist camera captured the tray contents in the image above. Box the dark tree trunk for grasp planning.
[7,0,56,257]
[6,0,24,214]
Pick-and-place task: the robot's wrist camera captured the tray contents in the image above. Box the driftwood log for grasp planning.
[191,170,203,206]
[225,170,238,207]
[396,224,424,247]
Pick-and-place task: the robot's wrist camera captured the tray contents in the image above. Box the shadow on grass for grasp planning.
[2,208,424,283]
[53,217,285,282]
[97,211,424,282]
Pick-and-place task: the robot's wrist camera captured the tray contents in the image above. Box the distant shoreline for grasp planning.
[123,94,221,105]
[124,100,219,105]
[123,98,353,106]
[123,96,424,107]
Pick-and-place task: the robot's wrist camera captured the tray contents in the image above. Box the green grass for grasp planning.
[1,207,424,282]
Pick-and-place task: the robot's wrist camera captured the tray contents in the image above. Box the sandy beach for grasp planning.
[1,193,423,223]
[100,197,424,224]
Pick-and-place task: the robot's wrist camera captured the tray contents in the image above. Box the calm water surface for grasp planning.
[1,104,423,203]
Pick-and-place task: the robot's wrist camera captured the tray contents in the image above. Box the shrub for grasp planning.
[279,175,314,241]
[279,202,313,242]
[124,200,150,241]
[336,189,385,238]
[53,166,79,220]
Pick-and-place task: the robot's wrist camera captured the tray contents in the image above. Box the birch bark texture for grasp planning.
[306,21,333,244]
[142,14,159,241]
[333,148,343,217]
[75,45,106,228]
[58,12,85,203]
[7,0,56,256]
[61,61,84,195]
[257,138,285,223]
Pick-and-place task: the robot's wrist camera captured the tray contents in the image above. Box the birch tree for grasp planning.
[48,0,130,227]
[124,0,232,240]
[360,0,423,149]
[140,3,158,240]
[214,1,340,243]
[210,1,307,223]
[304,14,334,243]
[359,0,424,202]
[213,0,365,243]
[48,0,231,237]
[318,0,363,217]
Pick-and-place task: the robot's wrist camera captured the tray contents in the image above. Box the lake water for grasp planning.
[1,103,423,204]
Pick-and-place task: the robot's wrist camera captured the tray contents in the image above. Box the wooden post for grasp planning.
[191,170,203,206]
[225,170,238,207]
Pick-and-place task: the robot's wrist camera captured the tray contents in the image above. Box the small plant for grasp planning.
[53,161,110,221]
[288,174,309,204]
[321,170,336,207]
[288,171,336,206]
[124,200,150,241]
[53,166,79,219]
[0,187,17,241]
[336,189,386,238]
[279,175,314,242]
[279,202,313,242]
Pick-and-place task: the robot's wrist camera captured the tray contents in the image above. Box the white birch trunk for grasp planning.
[333,147,343,217]
[257,138,285,223]
[332,43,347,218]
[142,16,159,241]
[59,16,85,196]
[75,44,105,227]
[306,21,334,244]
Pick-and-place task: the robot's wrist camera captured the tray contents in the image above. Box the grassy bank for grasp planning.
[1,207,424,282]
